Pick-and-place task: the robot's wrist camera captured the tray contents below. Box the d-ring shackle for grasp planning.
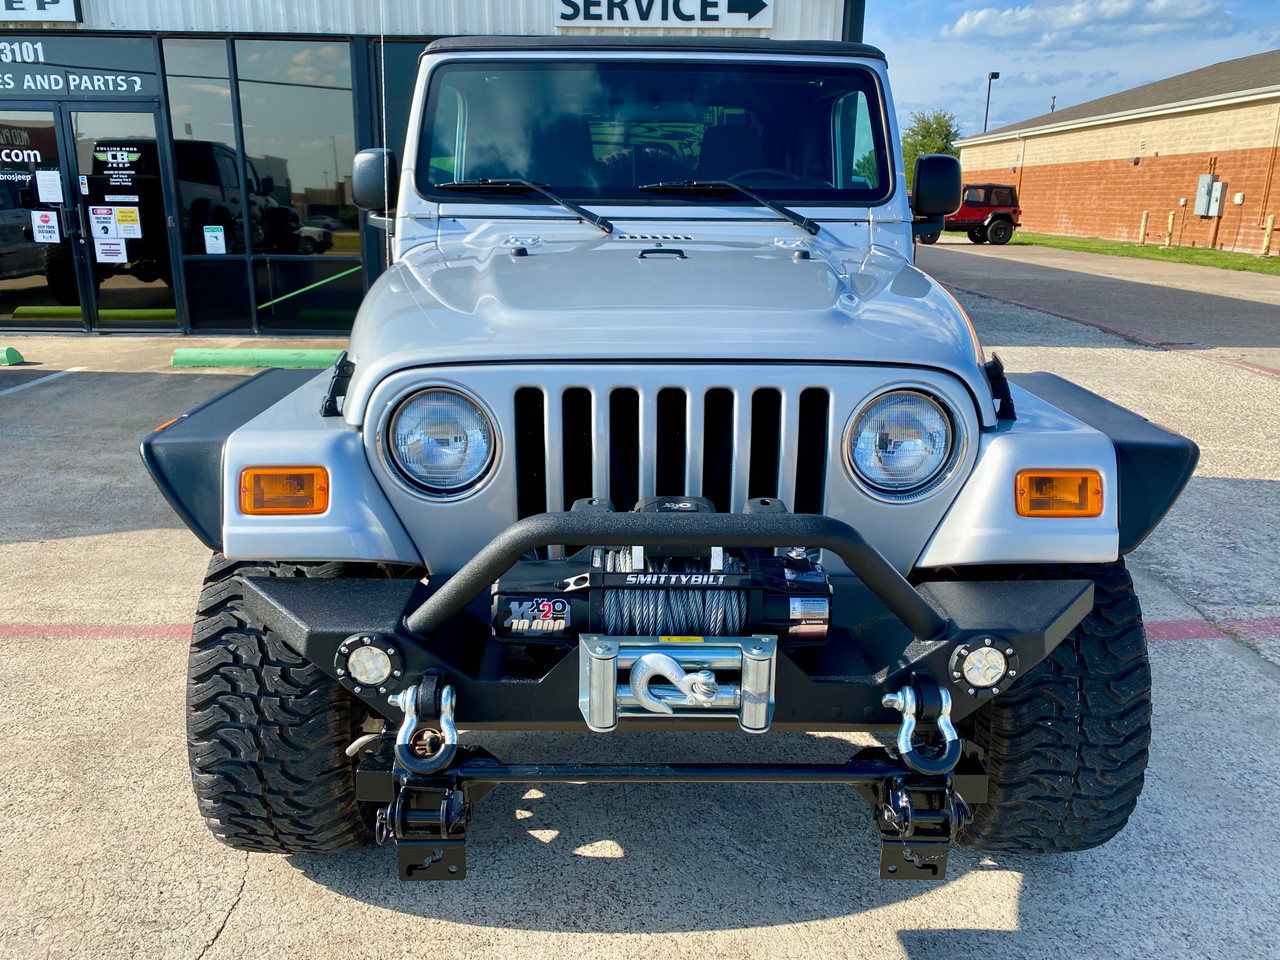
[388,682,458,775]
[882,681,962,776]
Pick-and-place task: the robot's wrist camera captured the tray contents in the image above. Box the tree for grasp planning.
[901,109,962,190]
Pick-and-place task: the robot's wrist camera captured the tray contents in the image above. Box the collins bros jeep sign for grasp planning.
[558,0,772,27]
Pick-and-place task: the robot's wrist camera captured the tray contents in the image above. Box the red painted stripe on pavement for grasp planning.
[0,623,190,641]
[1218,617,1280,640]
[1145,619,1228,641]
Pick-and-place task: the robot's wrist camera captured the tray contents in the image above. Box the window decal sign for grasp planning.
[90,205,117,238]
[93,237,127,263]
[34,167,60,203]
[30,208,59,243]
[557,0,772,28]
[202,225,227,255]
[114,205,140,238]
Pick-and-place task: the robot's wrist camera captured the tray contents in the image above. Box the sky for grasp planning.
[865,0,1280,139]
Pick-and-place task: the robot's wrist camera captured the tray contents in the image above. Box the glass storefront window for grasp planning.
[0,110,81,327]
[164,39,247,255]
[234,39,360,257]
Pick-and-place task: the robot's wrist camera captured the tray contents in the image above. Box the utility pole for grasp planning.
[983,71,1000,133]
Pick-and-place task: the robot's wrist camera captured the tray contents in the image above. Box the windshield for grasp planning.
[417,59,892,205]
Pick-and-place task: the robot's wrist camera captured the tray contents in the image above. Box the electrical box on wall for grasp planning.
[1208,181,1226,217]
[1193,173,1217,216]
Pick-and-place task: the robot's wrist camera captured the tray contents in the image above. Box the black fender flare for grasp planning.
[1009,373,1199,553]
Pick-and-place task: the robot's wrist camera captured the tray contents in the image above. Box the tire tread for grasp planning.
[958,561,1151,853]
[186,555,371,855]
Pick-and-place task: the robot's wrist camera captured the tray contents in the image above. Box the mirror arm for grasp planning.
[912,216,944,237]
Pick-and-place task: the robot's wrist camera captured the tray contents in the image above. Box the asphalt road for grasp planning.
[916,238,1280,376]
[1,273,1278,959]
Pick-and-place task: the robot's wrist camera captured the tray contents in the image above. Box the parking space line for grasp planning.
[0,367,87,399]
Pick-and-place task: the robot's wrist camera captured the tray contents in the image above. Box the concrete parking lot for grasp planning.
[1,265,1278,958]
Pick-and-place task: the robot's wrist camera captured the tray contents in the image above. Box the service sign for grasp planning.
[558,0,772,28]
[0,36,159,98]
[0,0,82,23]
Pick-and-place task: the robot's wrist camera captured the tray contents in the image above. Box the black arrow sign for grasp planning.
[727,0,768,19]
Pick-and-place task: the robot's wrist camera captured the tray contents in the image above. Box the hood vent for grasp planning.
[616,233,694,242]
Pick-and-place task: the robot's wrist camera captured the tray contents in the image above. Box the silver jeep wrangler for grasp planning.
[143,36,1197,882]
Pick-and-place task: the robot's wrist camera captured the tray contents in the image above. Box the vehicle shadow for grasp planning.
[291,729,1054,938]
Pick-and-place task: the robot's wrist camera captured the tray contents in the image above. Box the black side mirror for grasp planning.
[352,149,399,212]
[257,175,274,196]
[911,154,962,217]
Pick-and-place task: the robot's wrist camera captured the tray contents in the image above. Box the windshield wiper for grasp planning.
[639,180,820,236]
[435,179,614,235]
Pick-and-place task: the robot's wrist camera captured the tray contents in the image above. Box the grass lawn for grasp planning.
[328,232,362,255]
[1010,230,1280,276]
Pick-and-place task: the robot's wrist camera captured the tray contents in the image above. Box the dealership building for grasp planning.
[955,49,1280,255]
[0,0,866,334]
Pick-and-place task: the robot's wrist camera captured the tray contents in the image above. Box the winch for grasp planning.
[490,497,832,645]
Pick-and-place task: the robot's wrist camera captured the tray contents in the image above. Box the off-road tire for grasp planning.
[967,227,987,244]
[917,231,941,245]
[187,554,373,854]
[986,219,1014,245]
[958,561,1151,853]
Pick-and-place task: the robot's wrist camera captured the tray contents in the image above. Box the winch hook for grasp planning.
[882,679,962,776]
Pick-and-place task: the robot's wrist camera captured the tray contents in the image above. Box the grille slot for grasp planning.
[511,381,831,517]
[701,388,735,514]
[794,387,831,514]
[748,388,782,500]
[655,388,687,496]
[608,388,640,511]
[513,387,546,519]
[561,388,593,510]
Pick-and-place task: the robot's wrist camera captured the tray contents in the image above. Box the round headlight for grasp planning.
[847,389,956,497]
[388,388,496,496]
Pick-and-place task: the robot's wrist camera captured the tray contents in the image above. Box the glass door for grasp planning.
[65,106,179,330]
[0,107,86,329]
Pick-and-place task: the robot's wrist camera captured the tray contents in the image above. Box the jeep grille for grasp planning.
[511,385,831,517]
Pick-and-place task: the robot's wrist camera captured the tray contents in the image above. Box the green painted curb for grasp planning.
[1,346,24,365]
[171,348,343,369]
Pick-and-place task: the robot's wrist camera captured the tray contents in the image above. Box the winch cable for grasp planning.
[602,549,747,637]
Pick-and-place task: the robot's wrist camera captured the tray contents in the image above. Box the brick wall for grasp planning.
[959,99,1280,254]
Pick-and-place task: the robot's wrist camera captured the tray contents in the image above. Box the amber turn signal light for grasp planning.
[239,467,329,515]
[1015,470,1103,517]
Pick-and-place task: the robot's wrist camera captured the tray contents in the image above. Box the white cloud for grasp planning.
[941,0,1233,49]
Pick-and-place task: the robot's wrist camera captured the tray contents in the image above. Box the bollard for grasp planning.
[1165,211,1175,247]
[1264,214,1275,257]
[1138,210,1149,246]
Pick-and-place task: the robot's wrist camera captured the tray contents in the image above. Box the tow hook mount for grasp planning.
[357,676,979,882]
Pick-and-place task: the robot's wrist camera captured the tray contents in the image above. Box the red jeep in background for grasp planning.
[917,182,1020,245]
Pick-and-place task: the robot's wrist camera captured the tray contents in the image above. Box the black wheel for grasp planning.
[986,219,1014,245]
[967,227,987,244]
[917,231,941,245]
[298,236,317,255]
[187,554,374,854]
[958,561,1151,853]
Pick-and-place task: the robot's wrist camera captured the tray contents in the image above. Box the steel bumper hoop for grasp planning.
[578,635,778,734]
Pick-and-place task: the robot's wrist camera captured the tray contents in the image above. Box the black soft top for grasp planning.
[424,35,887,62]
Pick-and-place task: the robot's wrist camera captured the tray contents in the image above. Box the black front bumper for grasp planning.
[239,511,1093,732]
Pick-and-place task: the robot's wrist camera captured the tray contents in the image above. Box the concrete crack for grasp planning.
[195,853,248,960]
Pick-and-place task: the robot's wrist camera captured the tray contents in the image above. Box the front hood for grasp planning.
[344,232,991,426]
